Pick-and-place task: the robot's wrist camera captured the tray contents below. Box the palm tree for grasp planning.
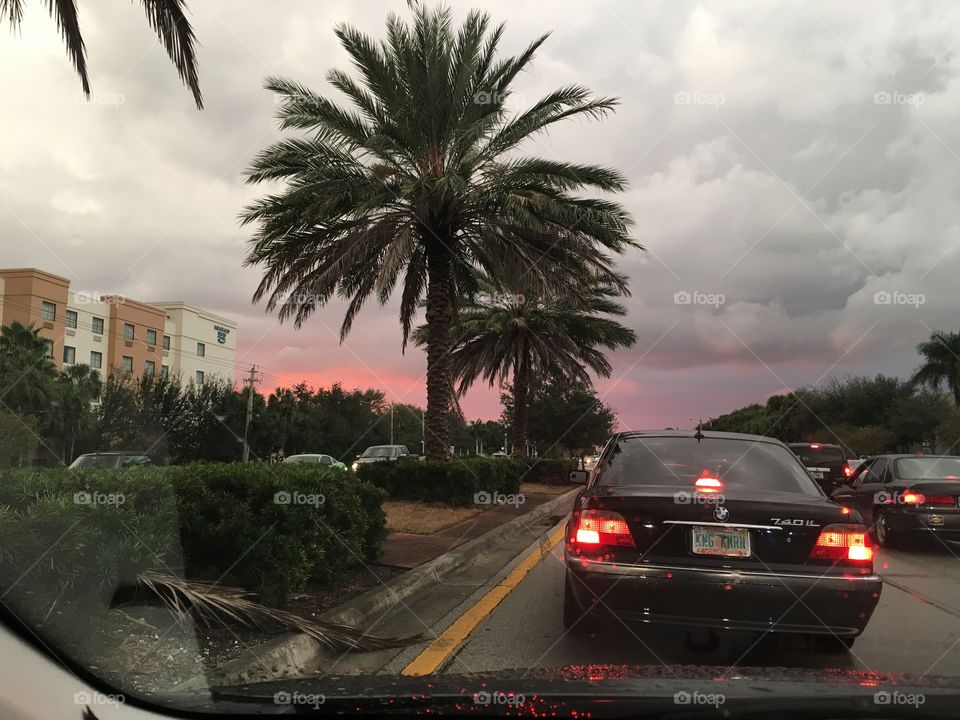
[416,271,636,457]
[0,320,58,415]
[912,330,960,407]
[51,363,102,462]
[241,3,638,459]
[1,0,202,108]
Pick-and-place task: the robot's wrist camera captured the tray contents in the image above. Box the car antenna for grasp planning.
[693,420,705,443]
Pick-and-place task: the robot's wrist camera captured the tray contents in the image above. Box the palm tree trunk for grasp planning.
[511,353,529,458]
[424,248,453,460]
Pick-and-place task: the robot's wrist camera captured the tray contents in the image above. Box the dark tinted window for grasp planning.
[599,437,819,494]
[895,457,960,481]
[788,444,844,464]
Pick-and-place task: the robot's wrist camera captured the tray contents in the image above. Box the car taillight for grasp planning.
[902,490,954,506]
[573,509,636,547]
[809,443,821,449]
[694,476,723,492]
[809,524,872,565]
[842,463,853,477]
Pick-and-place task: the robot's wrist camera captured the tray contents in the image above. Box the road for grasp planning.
[444,537,960,677]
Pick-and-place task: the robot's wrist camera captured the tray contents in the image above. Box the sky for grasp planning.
[1,0,959,431]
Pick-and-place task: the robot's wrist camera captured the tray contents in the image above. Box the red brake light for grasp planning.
[573,509,635,547]
[809,443,821,449]
[809,524,873,565]
[903,490,954,506]
[694,476,723,492]
[843,464,853,477]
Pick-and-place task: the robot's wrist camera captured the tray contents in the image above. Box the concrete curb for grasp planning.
[189,488,577,688]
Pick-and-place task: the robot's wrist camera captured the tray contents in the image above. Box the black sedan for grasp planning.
[564,431,881,649]
[831,454,960,548]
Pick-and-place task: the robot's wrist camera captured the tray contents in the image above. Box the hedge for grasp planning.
[0,463,387,608]
[507,457,578,486]
[356,457,521,505]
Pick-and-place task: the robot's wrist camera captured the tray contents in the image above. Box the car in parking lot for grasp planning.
[68,451,154,469]
[564,430,881,649]
[282,453,347,470]
[831,454,960,548]
[351,444,417,471]
[786,442,853,492]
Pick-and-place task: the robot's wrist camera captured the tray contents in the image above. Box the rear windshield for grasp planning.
[895,457,960,481]
[362,447,395,457]
[69,455,125,469]
[283,455,316,464]
[789,445,844,465]
[599,437,819,495]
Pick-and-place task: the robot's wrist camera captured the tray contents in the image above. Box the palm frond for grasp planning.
[128,572,425,652]
[139,0,203,109]
[46,0,89,96]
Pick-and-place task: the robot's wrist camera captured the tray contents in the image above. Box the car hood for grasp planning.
[193,665,960,717]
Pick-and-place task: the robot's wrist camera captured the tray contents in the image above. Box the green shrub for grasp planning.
[356,457,520,505]
[0,463,387,608]
[515,457,578,485]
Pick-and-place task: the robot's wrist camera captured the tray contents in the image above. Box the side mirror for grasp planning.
[569,470,589,485]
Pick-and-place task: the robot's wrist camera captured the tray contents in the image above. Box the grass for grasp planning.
[383,500,482,535]
[520,482,572,496]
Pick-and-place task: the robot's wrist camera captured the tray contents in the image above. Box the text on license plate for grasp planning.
[807,466,828,478]
[692,527,751,557]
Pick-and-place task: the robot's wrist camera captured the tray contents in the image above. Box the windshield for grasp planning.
[601,437,819,494]
[895,457,960,480]
[5,1,960,717]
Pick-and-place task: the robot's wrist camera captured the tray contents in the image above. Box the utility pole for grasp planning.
[390,403,394,444]
[421,410,425,456]
[242,365,258,463]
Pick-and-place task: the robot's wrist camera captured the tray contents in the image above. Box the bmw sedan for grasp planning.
[831,454,960,548]
[564,430,881,649]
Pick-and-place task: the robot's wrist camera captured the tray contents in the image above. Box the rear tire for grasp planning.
[562,572,595,634]
[873,509,899,548]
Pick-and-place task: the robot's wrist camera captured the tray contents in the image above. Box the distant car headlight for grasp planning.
[351,462,359,472]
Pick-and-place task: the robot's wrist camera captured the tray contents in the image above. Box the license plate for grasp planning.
[692,526,752,557]
[807,466,828,479]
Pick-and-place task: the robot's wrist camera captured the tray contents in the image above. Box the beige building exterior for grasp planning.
[0,268,237,385]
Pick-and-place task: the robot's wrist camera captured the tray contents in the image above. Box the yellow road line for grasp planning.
[401,523,566,676]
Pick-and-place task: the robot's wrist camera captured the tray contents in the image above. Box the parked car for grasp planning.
[282,453,347,470]
[68,452,153,469]
[831,454,960,548]
[786,442,853,492]
[351,445,415,471]
[564,430,880,650]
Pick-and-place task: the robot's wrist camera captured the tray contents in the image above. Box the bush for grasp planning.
[0,463,387,608]
[503,457,578,486]
[356,457,521,505]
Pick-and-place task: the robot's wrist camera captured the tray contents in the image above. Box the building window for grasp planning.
[65,310,78,329]
[161,364,169,378]
[43,340,53,358]
[145,360,155,377]
[146,329,157,346]
[41,301,56,321]
[197,342,205,357]
[90,351,102,369]
[162,335,170,350]
[63,346,75,364]
[92,316,104,334]
[123,323,134,341]
[122,356,133,372]
[196,370,204,385]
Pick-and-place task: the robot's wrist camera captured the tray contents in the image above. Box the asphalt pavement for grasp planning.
[446,538,960,677]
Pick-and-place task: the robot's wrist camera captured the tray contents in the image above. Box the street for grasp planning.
[445,538,960,676]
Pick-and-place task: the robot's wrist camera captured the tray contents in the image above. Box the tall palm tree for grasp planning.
[241,3,638,459]
[0,320,57,415]
[416,271,636,457]
[912,330,960,407]
[1,0,202,108]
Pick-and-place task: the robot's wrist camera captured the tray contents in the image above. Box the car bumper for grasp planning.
[566,558,882,637]
[886,509,960,538]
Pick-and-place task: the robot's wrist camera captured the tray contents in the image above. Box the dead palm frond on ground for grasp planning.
[116,572,424,652]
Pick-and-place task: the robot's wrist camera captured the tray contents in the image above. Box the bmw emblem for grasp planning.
[713,505,729,522]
